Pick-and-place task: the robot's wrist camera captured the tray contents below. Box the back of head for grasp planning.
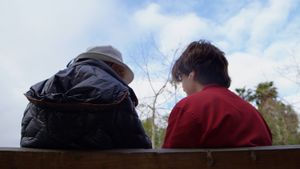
[172,40,231,88]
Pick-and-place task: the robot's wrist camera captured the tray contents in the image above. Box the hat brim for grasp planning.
[77,52,134,84]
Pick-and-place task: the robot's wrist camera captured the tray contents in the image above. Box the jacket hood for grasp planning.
[25,59,138,108]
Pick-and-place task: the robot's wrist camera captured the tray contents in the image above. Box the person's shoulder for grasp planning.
[176,96,189,106]
[175,92,205,108]
[199,85,232,98]
[174,85,229,107]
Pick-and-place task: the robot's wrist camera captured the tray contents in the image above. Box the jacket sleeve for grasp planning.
[113,95,152,149]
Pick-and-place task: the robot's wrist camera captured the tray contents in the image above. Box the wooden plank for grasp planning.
[0,146,300,169]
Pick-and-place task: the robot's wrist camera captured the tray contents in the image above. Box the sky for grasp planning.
[0,0,300,147]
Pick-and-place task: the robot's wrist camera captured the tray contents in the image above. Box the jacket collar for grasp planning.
[70,58,139,106]
[202,84,226,91]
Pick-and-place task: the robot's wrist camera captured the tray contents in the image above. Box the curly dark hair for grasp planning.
[172,40,231,88]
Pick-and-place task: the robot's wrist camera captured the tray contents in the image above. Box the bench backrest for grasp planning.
[1,145,300,169]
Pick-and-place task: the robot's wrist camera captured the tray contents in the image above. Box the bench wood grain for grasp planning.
[1,145,300,169]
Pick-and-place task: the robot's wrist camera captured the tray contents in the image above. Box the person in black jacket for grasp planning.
[20,46,152,149]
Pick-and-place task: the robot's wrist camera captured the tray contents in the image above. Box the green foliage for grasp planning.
[142,117,167,148]
[236,81,300,145]
[235,87,256,102]
[255,81,278,106]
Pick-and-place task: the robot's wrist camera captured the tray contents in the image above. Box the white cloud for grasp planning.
[221,2,261,50]
[133,3,168,31]
[0,0,119,82]
[220,0,298,53]
[133,3,213,54]
[247,0,295,52]
[284,93,300,112]
[158,13,211,53]
[228,52,277,89]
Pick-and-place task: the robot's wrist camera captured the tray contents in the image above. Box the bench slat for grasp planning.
[1,145,300,169]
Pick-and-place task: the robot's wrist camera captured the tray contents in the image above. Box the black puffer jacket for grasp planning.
[21,58,152,149]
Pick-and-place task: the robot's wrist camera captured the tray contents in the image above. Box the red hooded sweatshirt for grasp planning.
[163,85,272,148]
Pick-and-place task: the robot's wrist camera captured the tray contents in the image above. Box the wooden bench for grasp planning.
[1,145,300,169]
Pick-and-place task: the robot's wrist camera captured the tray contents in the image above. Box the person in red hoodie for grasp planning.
[163,40,272,148]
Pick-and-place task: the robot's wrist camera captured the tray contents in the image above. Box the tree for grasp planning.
[236,81,300,145]
[279,52,300,86]
[129,39,181,148]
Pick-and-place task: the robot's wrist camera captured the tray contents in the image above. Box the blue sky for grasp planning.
[0,0,300,147]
